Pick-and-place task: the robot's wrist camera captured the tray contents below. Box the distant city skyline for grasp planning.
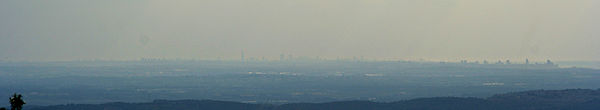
[96,52,558,64]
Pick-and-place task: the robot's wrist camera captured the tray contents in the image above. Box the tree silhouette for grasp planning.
[9,93,25,110]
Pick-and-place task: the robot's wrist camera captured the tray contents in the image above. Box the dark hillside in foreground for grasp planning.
[28,89,600,110]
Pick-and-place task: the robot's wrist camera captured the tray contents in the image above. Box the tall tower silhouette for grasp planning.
[241,50,245,62]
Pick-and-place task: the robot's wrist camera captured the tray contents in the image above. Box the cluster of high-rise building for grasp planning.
[457,58,557,68]
[236,50,559,68]
[461,59,553,65]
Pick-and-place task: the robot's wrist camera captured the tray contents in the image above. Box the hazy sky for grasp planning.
[1,0,599,61]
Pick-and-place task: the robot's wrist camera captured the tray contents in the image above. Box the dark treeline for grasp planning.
[28,89,600,110]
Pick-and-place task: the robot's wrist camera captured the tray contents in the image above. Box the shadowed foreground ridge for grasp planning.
[29,89,600,110]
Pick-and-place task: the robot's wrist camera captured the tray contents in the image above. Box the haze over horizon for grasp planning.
[1,0,599,61]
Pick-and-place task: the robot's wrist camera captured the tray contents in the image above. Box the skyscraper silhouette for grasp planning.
[241,50,245,62]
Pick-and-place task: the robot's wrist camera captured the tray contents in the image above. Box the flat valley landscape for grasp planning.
[1,60,598,107]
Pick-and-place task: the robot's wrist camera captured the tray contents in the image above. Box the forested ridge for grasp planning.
[26,89,600,110]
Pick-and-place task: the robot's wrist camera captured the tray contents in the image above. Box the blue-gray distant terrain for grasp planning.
[1,60,599,106]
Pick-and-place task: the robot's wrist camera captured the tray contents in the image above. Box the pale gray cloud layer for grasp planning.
[1,0,599,61]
